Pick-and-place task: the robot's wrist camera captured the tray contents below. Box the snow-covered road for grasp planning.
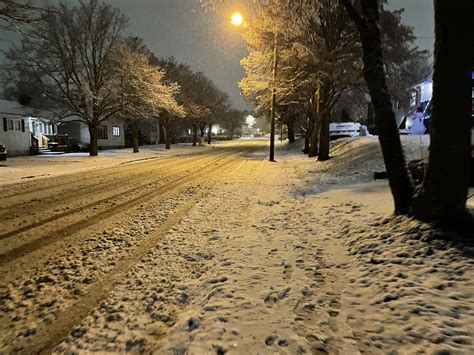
[0,137,473,354]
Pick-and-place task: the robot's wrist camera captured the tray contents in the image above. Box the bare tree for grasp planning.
[117,46,184,153]
[342,0,474,229]
[0,0,45,30]
[221,109,245,140]
[239,0,420,162]
[4,0,127,156]
[340,0,413,214]
[155,58,211,148]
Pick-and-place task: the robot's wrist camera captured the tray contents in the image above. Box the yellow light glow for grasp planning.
[231,12,244,27]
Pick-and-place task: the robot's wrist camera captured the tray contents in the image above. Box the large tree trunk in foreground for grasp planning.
[133,120,139,153]
[342,0,413,214]
[413,0,473,226]
[89,125,98,156]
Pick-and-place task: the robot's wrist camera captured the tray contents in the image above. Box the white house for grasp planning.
[58,118,125,149]
[1,114,30,156]
[1,99,126,155]
[0,99,32,156]
[0,99,60,156]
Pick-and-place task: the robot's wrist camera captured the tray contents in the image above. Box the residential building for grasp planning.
[58,118,125,149]
[1,99,60,156]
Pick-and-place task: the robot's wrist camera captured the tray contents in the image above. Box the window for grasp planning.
[97,125,108,139]
[7,119,14,130]
[112,126,120,137]
[15,120,21,130]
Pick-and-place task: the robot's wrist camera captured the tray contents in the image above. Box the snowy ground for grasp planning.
[0,143,215,186]
[1,136,473,354]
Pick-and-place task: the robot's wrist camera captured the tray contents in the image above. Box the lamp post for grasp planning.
[231,12,278,162]
[269,31,277,162]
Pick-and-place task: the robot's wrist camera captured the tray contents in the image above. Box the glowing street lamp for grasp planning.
[230,12,278,162]
[231,12,244,27]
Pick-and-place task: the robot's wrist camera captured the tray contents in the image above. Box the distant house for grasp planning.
[138,120,160,145]
[0,99,56,156]
[58,118,125,149]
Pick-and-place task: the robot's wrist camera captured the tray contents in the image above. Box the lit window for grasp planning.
[113,126,120,137]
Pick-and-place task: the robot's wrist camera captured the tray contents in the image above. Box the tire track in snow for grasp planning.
[0,148,228,217]
[0,147,216,199]
[0,145,257,353]
[0,149,248,270]
[27,191,207,354]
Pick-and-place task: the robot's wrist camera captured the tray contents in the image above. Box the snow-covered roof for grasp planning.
[0,99,30,116]
[0,99,54,121]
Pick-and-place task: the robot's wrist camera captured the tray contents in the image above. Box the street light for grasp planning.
[231,13,278,162]
[231,12,244,27]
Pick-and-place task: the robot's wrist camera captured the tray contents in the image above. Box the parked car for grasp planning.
[0,144,6,161]
[329,122,361,140]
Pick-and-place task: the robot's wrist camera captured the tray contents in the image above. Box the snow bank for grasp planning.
[340,215,474,353]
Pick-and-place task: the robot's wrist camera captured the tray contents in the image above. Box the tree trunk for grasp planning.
[287,116,296,143]
[343,0,413,214]
[304,115,313,154]
[89,125,98,157]
[207,123,213,145]
[164,124,171,150]
[413,0,473,226]
[133,120,139,153]
[308,105,321,158]
[192,126,198,147]
[158,121,166,144]
[318,84,331,161]
[318,111,330,161]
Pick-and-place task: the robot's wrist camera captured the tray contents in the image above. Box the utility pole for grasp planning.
[269,31,278,162]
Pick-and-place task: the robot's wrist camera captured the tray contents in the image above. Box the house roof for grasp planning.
[0,99,30,116]
[0,99,54,121]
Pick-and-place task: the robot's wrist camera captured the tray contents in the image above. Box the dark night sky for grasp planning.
[1,0,435,110]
